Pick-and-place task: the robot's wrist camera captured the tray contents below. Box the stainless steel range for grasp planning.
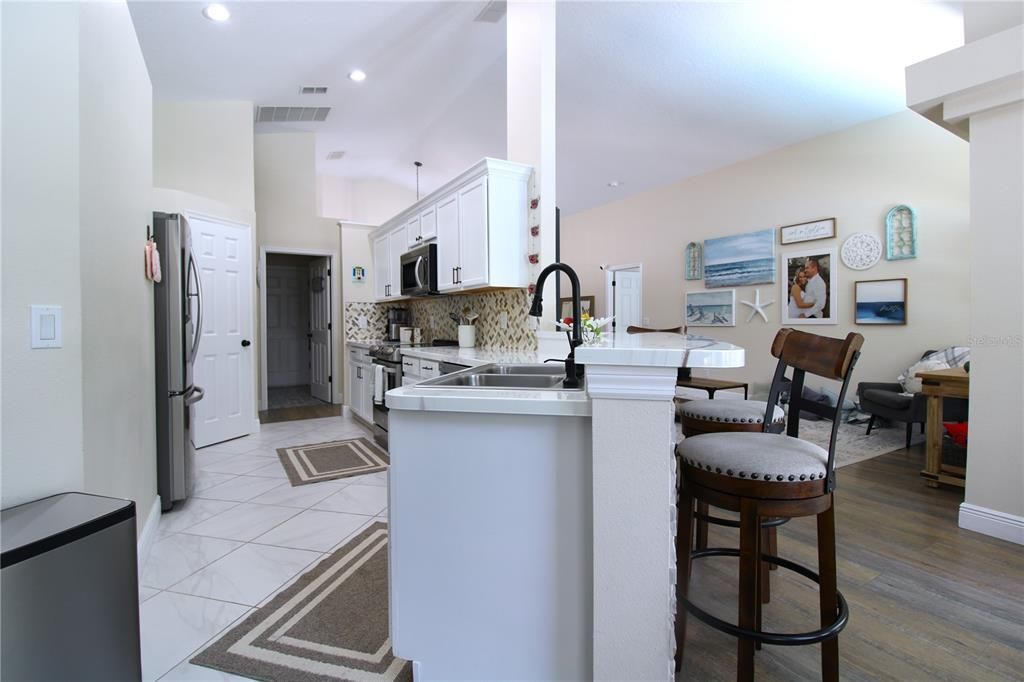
[369,343,403,449]
[368,340,458,449]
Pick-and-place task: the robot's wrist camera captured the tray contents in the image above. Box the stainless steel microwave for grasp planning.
[400,242,439,297]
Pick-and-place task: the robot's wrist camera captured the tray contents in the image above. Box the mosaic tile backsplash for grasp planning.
[344,288,539,351]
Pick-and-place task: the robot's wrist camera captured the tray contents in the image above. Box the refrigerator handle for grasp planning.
[184,385,205,406]
[187,250,204,363]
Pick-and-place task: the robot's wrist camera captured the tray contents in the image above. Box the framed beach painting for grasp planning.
[780,248,837,325]
[685,289,736,327]
[703,228,775,288]
[855,278,907,325]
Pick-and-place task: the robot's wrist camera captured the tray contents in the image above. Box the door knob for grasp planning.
[241,339,251,347]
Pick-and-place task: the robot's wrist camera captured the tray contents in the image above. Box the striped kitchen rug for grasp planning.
[191,522,410,681]
[277,438,388,487]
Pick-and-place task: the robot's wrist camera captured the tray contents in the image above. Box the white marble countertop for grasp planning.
[575,331,745,368]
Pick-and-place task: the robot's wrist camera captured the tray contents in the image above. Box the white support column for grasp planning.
[507,0,556,327]
[586,363,679,681]
[907,21,1024,544]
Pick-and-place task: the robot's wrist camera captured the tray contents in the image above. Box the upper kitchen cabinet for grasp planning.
[371,158,532,301]
[406,206,436,249]
[373,224,407,299]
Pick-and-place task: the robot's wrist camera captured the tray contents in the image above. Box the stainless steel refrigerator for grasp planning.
[154,212,205,511]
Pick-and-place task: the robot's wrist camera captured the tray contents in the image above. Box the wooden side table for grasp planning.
[916,367,969,488]
[676,376,749,400]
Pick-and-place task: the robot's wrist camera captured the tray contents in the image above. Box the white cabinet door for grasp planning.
[373,233,390,299]
[419,205,437,242]
[405,216,420,249]
[390,227,407,298]
[308,257,332,403]
[348,360,362,417]
[436,192,460,292]
[457,176,489,289]
[363,363,376,420]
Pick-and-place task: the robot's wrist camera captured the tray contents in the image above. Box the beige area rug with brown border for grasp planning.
[192,522,411,682]
[277,438,388,487]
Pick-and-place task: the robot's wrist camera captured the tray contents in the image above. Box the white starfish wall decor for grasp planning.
[740,289,774,323]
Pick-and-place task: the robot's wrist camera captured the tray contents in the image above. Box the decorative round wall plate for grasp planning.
[841,232,882,270]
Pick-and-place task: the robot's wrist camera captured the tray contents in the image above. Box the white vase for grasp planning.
[458,325,476,348]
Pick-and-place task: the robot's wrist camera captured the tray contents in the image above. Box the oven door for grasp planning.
[400,243,437,297]
[371,360,400,448]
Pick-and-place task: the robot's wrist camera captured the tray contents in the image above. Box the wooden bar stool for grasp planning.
[679,398,787,603]
[675,328,863,681]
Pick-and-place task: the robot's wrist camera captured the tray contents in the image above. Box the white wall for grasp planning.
[317,174,417,226]
[1,1,158,528]
[154,100,255,211]
[317,174,353,221]
[78,1,157,515]
[562,111,970,394]
[255,133,342,404]
[1,1,85,506]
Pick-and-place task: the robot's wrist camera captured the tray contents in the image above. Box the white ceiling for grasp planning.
[129,1,963,216]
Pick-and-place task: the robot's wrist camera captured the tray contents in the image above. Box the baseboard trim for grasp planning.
[137,495,162,574]
[958,503,1024,545]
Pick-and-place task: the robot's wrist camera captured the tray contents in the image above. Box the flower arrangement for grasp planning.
[556,313,614,345]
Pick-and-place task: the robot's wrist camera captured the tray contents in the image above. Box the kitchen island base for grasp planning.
[389,408,593,681]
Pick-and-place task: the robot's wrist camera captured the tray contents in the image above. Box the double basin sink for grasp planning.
[417,363,583,391]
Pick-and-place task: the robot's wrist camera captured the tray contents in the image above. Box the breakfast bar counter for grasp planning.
[386,332,744,681]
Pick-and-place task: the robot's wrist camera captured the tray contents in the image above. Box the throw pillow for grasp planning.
[900,358,948,393]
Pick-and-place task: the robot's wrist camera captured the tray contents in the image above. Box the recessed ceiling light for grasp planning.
[202,4,230,22]
[607,180,622,188]
[348,69,367,83]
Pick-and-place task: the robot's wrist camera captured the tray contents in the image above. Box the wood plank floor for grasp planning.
[677,443,1024,681]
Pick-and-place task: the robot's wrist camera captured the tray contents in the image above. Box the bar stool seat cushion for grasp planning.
[679,432,828,482]
[679,400,785,425]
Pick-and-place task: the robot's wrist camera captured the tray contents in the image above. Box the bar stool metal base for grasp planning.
[681,547,849,646]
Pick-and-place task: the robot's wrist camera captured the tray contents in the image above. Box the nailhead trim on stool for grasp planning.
[679,400,785,425]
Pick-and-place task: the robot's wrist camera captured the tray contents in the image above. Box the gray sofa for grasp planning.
[856,350,969,449]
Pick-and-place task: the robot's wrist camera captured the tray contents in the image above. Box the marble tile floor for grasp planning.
[139,413,386,681]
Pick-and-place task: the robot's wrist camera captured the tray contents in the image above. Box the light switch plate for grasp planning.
[31,305,62,349]
[498,311,509,329]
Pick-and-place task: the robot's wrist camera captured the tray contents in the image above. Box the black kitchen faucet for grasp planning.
[530,262,583,389]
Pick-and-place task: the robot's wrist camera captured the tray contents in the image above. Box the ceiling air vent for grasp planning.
[300,86,328,95]
[326,151,346,161]
[474,0,506,23]
[255,106,331,123]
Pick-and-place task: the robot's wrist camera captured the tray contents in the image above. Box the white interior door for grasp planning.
[614,269,643,331]
[266,265,308,387]
[309,257,332,403]
[190,215,254,447]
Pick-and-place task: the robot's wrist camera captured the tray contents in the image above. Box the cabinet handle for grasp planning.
[452,267,457,284]
[456,266,461,284]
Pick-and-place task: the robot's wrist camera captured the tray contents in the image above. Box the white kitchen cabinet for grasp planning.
[349,360,368,422]
[373,225,409,301]
[370,158,532,297]
[419,205,437,243]
[419,359,440,379]
[390,227,406,298]
[373,234,390,299]
[406,206,436,249]
[436,192,460,292]
[405,216,421,249]
[456,176,489,289]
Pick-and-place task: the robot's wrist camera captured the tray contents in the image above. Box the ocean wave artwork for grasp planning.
[856,302,906,324]
[703,228,776,288]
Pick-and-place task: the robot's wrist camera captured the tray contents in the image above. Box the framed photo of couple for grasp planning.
[780,248,837,325]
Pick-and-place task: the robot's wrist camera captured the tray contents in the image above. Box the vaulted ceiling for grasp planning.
[129,1,963,215]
